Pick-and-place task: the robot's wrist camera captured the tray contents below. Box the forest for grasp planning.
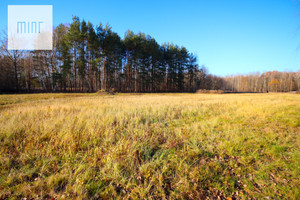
[0,16,299,93]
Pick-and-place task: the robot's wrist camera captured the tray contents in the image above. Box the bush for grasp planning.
[196,89,224,94]
[96,89,115,95]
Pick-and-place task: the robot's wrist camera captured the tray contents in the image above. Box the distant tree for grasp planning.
[0,36,23,91]
[78,19,88,91]
[67,16,81,91]
[86,21,99,92]
[56,24,72,92]
[295,71,300,91]
[186,53,197,92]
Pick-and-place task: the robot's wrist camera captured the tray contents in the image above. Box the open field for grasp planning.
[0,93,299,199]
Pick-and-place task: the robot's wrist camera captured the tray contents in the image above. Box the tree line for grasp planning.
[0,16,220,93]
[0,16,299,93]
[223,71,300,93]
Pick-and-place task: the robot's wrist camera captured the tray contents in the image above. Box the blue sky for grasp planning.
[1,0,300,76]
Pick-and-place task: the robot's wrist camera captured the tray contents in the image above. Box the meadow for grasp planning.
[0,93,299,199]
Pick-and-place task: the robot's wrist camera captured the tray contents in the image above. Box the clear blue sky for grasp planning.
[1,0,300,76]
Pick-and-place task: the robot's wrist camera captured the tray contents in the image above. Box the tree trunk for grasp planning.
[74,48,77,92]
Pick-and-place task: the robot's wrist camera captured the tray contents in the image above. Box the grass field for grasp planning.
[0,93,299,199]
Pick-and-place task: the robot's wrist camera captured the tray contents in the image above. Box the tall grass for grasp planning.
[0,93,299,199]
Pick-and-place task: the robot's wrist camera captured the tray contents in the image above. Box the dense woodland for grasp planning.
[0,16,299,93]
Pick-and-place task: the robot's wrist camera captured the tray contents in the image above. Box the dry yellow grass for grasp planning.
[0,93,299,199]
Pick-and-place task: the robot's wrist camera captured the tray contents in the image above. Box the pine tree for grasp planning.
[67,16,81,91]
